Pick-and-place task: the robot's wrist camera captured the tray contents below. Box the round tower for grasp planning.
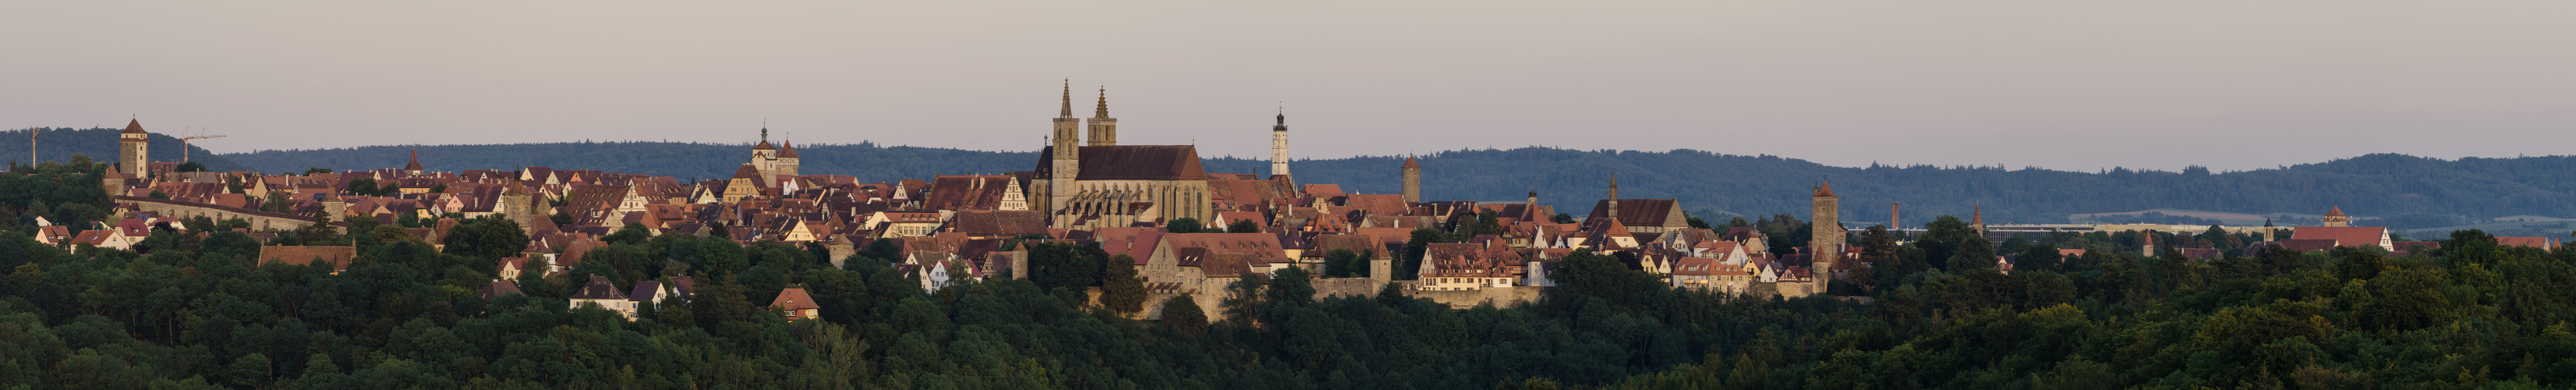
[1399,156,1422,203]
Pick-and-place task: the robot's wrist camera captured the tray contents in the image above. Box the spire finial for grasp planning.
[1060,80,1074,117]
[1095,87,1109,118]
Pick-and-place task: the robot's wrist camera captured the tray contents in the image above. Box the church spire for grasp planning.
[1060,80,1074,118]
[1094,87,1109,118]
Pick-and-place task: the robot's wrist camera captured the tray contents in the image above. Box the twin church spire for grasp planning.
[1052,80,1120,147]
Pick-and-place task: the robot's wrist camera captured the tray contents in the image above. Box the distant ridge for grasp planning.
[217,142,2576,225]
[0,128,249,172]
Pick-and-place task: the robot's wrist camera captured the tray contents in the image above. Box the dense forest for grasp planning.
[218,140,2576,225]
[10,155,2576,388]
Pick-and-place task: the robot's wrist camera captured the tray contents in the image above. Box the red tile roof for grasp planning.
[122,119,147,134]
[2291,226,2386,249]
[771,288,821,310]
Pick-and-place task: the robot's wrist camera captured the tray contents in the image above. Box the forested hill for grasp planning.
[0,128,249,172]
[220,142,2576,223]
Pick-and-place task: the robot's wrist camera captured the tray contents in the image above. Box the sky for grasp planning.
[3,1,2571,172]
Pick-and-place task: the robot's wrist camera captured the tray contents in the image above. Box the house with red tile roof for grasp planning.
[2291,226,2393,250]
[772,288,822,321]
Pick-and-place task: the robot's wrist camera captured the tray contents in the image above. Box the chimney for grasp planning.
[1891,202,1899,229]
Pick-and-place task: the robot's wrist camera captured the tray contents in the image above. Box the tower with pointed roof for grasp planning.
[1086,87,1118,146]
[2322,206,2349,227]
[118,119,150,176]
[776,140,801,177]
[403,148,426,176]
[2141,230,2157,257]
[2262,218,2277,242]
[1810,182,1843,289]
[1400,156,1423,203]
[1047,81,1083,215]
[1270,109,1292,184]
[1972,204,1986,236]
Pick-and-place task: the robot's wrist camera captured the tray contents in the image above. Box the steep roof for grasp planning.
[1813,182,1835,197]
[122,119,147,134]
[777,140,800,158]
[1585,199,1682,228]
[950,210,1047,237]
[921,176,1014,210]
[2291,226,2386,248]
[479,280,523,300]
[1035,145,1209,180]
[1402,156,1420,168]
[569,275,626,300]
[404,149,425,172]
[731,164,764,180]
[771,288,822,310]
[2324,206,2346,217]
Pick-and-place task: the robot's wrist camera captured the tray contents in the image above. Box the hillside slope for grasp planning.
[0,128,249,172]
[218,142,2576,224]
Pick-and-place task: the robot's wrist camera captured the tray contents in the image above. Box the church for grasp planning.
[1021,83,1225,229]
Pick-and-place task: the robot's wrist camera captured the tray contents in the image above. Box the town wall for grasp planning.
[118,196,339,231]
[1405,285,1547,309]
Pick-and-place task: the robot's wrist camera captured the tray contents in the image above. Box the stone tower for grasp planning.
[2321,206,2348,227]
[1399,156,1422,203]
[1972,204,1986,236]
[501,182,535,230]
[1270,110,1291,182]
[1606,173,1621,221]
[1085,87,1118,146]
[775,140,801,176]
[118,119,149,177]
[1049,82,1083,214]
[2262,218,2276,242]
[1810,182,1843,277]
[752,128,777,176]
[2141,231,2157,257]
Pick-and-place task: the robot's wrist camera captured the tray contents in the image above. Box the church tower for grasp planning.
[118,119,149,177]
[1399,156,1422,203]
[2322,206,2349,227]
[1810,182,1844,280]
[1085,87,1118,146]
[1270,110,1292,183]
[1049,81,1083,215]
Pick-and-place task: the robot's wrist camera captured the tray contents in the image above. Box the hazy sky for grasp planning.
[5,1,2571,172]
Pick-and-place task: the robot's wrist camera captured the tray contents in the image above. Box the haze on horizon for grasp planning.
[3,1,2570,173]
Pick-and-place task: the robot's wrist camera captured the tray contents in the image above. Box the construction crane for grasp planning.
[179,126,227,163]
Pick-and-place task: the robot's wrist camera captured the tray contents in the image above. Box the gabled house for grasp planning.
[568,275,636,319]
[771,288,822,321]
